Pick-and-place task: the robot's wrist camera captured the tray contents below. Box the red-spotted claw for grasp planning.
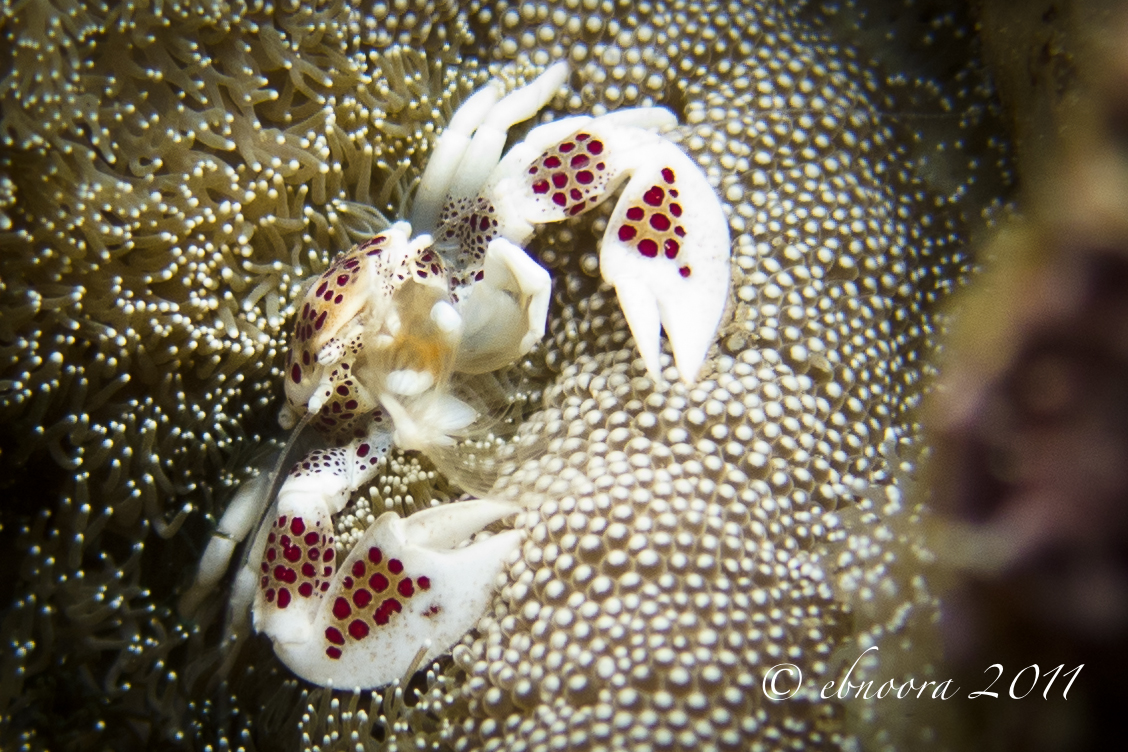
[255,497,522,689]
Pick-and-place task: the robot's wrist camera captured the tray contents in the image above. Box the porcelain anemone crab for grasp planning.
[183,62,731,689]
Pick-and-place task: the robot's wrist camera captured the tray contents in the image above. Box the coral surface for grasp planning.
[0,0,1006,750]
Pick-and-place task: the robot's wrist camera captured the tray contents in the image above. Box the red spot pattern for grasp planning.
[284,238,406,443]
[310,366,379,445]
[288,237,385,387]
[526,131,610,217]
[412,249,445,280]
[613,167,689,265]
[260,514,335,611]
[322,543,431,659]
[293,238,442,447]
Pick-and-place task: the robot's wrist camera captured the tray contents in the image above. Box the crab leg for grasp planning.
[446,62,569,202]
[411,83,503,234]
[454,236,552,374]
[179,470,273,616]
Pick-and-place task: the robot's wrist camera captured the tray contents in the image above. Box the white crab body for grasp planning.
[185,62,732,690]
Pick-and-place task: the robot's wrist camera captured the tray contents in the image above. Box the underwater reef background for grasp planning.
[6,0,1114,750]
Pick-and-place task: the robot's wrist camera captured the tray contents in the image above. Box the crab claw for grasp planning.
[454,237,552,374]
[252,431,395,640]
[599,141,730,383]
[483,110,730,383]
[263,499,523,689]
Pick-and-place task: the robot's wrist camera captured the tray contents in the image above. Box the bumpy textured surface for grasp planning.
[0,0,1008,750]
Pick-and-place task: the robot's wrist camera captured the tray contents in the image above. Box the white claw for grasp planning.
[264,502,525,689]
[606,276,663,381]
[402,498,524,549]
[599,141,731,383]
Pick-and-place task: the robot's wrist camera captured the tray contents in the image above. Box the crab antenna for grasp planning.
[238,409,315,573]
